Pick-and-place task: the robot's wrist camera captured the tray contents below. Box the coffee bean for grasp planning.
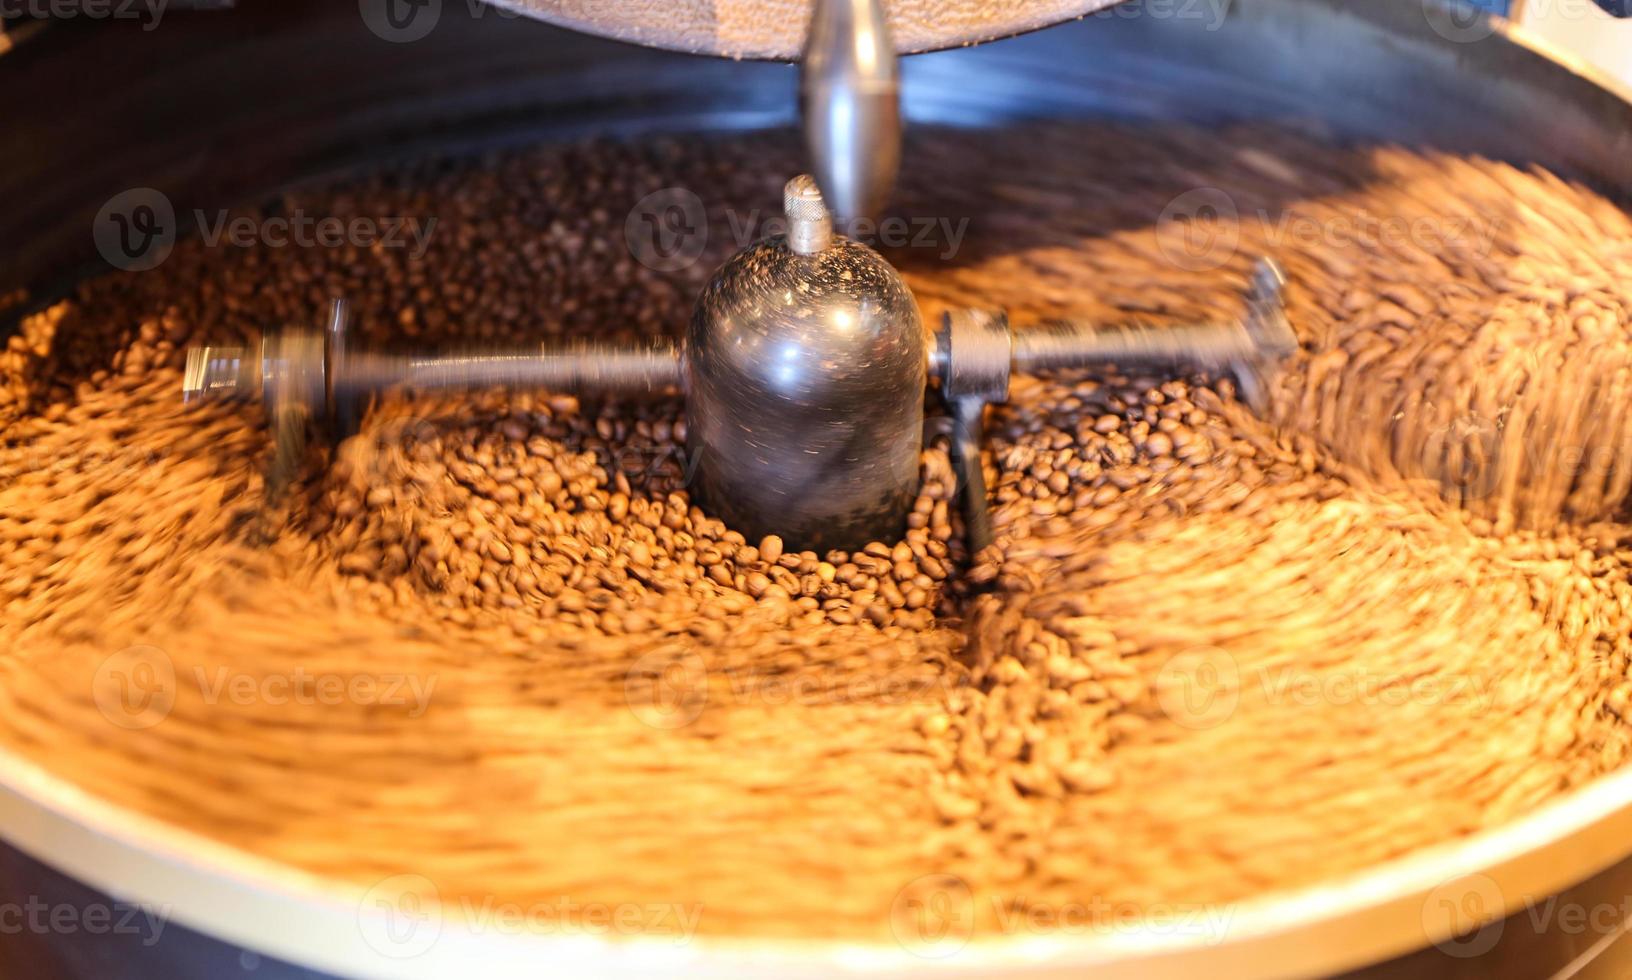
[7,123,1631,952]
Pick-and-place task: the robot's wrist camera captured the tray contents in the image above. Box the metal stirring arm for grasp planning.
[934,258,1295,555]
[185,299,682,419]
[184,298,683,507]
[184,260,1292,557]
[348,343,681,397]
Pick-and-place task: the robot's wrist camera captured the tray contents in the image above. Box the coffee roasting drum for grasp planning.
[5,0,1632,978]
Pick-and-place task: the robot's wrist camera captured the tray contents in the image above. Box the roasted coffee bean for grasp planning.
[4,123,1632,946]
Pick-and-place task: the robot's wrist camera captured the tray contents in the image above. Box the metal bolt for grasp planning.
[182,345,252,403]
[784,174,833,255]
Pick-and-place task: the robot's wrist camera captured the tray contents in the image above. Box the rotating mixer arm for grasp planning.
[931,258,1296,556]
[183,298,682,503]
[183,299,682,418]
[182,262,1294,556]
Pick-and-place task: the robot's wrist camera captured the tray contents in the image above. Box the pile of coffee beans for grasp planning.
[2,122,1631,942]
[312,389,960,636]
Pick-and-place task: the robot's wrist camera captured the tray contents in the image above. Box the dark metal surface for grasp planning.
[355,343,681,394]
[947,395,995,555]
[934,307,1011,555]
[687,231,925,551]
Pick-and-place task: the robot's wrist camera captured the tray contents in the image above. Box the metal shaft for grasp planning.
[801,0,900,224]
[932,258,1295,563]
[948,397,994,555]
[343,342,681,397]
[184,303,681,415]
[1011,319,1260,374]
[1011,258,1294,376]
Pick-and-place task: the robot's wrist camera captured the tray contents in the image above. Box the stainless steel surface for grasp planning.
[1010,261,1291,372]
[182,346,253,404]
[188,259,1284,558]
[325,294,357,435]
[11,0,1632,976]
[188,315,683,414]
[936,308,1013,406]
[783,173,834,254]
[687,178,924,551]
[348,343,682,395]
[262,326,327,502]
[800,0,900,223]
[1010,258,1296,411]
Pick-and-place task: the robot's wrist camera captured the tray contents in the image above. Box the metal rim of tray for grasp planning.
[6,734,1632,978]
